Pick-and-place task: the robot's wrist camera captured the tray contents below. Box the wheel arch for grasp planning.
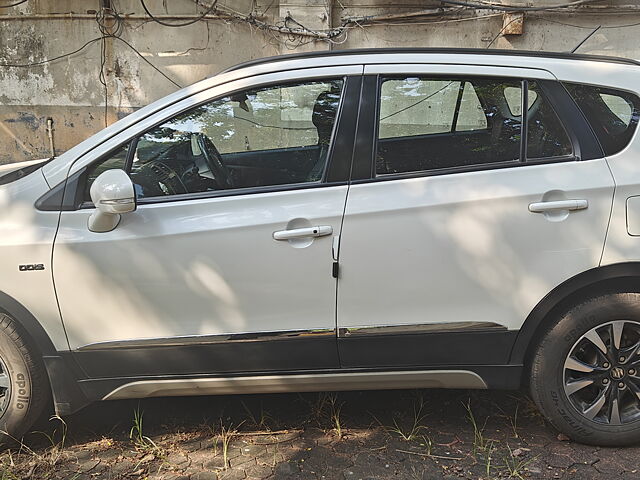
[0,291,58,357]
[511,262,640,368]
[0,291,90,415]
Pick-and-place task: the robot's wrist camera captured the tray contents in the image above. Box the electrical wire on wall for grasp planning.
[437,0,603,12]
[183,0,621,50]
[95,6,125,127]
[1,0,640,107]
[140,0,218,27]
[0,0,628,71]
[0,1,182,129]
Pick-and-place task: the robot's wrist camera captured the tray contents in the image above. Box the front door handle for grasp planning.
[528,199,588,213]
[273,225,333,241]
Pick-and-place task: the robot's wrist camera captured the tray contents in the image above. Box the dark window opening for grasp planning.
[83,79,345,202]
[564,82,640,157]
[375,76,573,176]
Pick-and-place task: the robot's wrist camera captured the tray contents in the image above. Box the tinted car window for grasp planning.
[130,79,343,199]
[526,81,573,159]
[376,77,523,175]
[376,77,575,176]
[564,82,640,156]
[83,80,344,201]
[504,86,537,116]
[378,79,459,139]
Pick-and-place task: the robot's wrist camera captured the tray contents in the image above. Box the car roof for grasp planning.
[221,47,640,74]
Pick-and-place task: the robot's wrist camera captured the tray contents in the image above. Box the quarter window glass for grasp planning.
[526,81,573,159]
[376,77,522,175]
[601,93,633,124]
[129,79,343,199]
[83,143,129,202]
[564,83,640,156]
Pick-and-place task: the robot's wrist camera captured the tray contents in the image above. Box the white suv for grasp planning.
[2,48,640,446]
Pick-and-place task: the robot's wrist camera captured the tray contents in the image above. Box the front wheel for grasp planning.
[531,293,640,446]
[0,313,49,444]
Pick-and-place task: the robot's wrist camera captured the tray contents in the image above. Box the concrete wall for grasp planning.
[1,0,639,163]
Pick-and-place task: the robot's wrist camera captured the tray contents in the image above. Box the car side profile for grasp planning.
[2,47,640,446]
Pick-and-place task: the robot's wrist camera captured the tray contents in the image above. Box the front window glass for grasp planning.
[130,79,344,199]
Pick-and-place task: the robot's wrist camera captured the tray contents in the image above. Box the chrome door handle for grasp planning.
[528,199,588,213]
[273,225,333,241]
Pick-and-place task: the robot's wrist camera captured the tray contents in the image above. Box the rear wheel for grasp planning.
[531,293,640,446]
[0,313,49,444]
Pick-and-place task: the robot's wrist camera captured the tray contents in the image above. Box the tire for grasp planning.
[531,292,640,446]
[0,313,49,444]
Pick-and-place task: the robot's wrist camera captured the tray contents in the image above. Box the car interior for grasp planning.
[376,78,572,176]
[125,85,342,199]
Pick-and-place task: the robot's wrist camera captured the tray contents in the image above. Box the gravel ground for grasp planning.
[0,388,637,479]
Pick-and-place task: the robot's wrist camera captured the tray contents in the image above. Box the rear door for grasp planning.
[337,64,614,368]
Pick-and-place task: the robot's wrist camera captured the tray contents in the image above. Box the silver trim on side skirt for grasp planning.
[102,370,488,400]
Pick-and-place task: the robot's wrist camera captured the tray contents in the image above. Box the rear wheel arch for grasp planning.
[511,262,640,368]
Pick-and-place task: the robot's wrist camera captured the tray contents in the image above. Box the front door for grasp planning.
[337,66,615,368]
[53,74,359,378]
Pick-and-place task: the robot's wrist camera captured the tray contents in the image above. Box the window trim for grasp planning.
[77,179,350,210]
[361,154,577,185]
[362,74,581,182]
[520,79,528,164]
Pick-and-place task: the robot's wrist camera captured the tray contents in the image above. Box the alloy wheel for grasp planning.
[564,320,640,425]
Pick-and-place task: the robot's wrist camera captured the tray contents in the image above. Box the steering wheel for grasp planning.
[195,133,233,189]
[138,160,189,196]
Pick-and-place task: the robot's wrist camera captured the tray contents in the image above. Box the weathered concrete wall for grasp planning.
[0,0,279,163]
[1,0,639,163]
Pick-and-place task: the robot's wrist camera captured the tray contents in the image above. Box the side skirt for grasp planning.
[102,369,488,400]
[45,354,524,415]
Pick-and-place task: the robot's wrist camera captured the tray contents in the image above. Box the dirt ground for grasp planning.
[0,388,637,479]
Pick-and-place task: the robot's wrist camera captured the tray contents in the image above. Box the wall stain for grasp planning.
[4,112,42,130]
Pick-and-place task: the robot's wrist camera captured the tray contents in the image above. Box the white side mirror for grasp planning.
[88,169,136,233]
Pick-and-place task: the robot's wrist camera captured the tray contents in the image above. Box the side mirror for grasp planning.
[88,169,136,233]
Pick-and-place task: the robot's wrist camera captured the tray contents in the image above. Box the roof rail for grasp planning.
[220,47,640,74]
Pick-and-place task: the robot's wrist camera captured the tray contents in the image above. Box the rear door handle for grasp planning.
[273,225,333,241]
[528,199,588,213]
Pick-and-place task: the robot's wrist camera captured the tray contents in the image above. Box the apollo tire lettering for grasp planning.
[15,373,28,410]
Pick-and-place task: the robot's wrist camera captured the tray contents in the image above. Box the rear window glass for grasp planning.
[375,76,572,176]
[564,83,640,156]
